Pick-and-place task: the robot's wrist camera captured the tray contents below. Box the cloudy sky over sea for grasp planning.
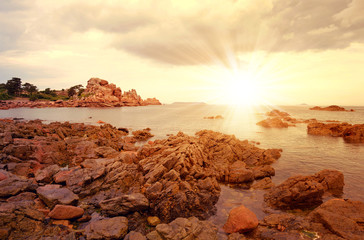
[1,0,363,105]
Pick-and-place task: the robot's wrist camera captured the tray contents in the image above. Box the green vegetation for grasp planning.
[1,77,73,101]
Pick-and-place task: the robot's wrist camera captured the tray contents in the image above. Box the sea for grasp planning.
[1,103,364,227]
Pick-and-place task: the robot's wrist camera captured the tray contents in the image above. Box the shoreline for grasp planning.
[1,118,363,239]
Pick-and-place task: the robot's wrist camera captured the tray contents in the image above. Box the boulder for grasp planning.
[84,216,128,240]
[264,170,344,209]
[37,185,79,208]
[48,205,84,220]
[223,205,259,233]
[147,216,161,226]
[342,124,364,143]
[228,161,254,183]
[309,199,364,240]
[99,193,149,216]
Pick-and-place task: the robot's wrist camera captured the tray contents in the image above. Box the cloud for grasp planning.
[1,0,364,66]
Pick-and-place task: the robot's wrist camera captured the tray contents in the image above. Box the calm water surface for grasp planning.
[1,104,364,226]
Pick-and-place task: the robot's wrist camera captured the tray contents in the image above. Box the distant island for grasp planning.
[0,77,161,109]
[309,105,354,112]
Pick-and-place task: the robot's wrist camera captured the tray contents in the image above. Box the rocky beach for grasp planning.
[1,115,364,240]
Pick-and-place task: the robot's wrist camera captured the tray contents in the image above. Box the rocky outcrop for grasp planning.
[307,122,364,143]
[256,117,289,128]
[266,109,290,118]
[264,169,344,209]
[223,205,259,233]
[132,128,154,141]
[0,78,161,109]
[138,130,281,222]
[310,105,354,112]
[309,199,364,240]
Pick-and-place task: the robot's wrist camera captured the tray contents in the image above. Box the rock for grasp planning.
[37,185,79,208]
[84,216,128,240]
[309,199,364,239]
[81,78,161,107]
[264,175,325,210]
[252,165,275,179]
[310,105,352,111]
[227,233,246,240]
[48,205,84,220]
[266,109,290,117]
[256,118,289,128]
[99,193,149,216]
[142,98,162,106]
[264,170,344,210]
[0,173,35,197]
[307,122,350,137]
[0,171,7,181]
[154,217,218,240]
[228,161,254,183]
[342,124,364,143]
[35,164,60,183]
[125,231,147,240]
[132,128,154,141]
[203,115,224,120]
[147,216,161,227]
[223,205,259,233]
[314,169,344,196]
[251,177,275,190]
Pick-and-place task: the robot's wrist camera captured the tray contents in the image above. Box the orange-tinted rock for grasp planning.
[0,172,7,181]
[256,118,289,128]
[266,109,290,117]
[223,205,259,233]
[307,122,364,143]
[309,199,364,239]
[264,169,344,210]
[132,128,154,141]
[310,105,353,112]
[48,205,84,220]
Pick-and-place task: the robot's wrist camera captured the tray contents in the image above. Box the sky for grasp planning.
[0,0,363,105]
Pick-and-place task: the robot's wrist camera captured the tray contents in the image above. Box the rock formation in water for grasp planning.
[307,122,364,143]
[310,105,354,112]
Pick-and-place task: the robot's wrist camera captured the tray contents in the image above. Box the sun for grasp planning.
[222,72,265,106]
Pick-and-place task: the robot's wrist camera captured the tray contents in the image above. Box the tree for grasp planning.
[5,77,22,96]
[44,88,51,95]
[67,84,84,97]
[22,82,38,94]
